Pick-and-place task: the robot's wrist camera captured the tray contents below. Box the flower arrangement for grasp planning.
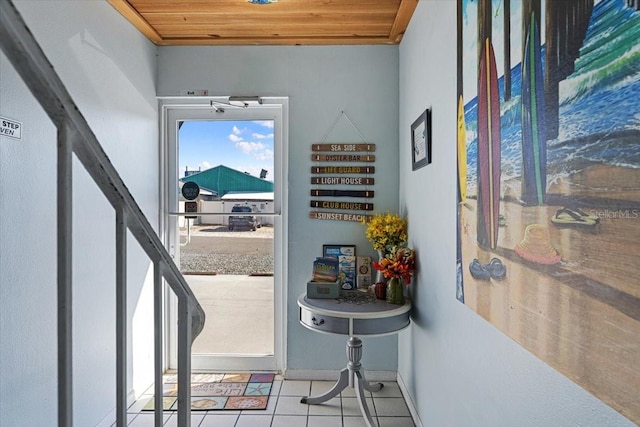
[363,212,408,252]
[372,246,415,284]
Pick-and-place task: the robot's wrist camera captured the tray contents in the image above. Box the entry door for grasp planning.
[162,98,287,372]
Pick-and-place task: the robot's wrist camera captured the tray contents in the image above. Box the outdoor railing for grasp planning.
[0,1,205,426]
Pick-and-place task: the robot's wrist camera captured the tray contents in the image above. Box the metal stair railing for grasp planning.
[0,1,206,426]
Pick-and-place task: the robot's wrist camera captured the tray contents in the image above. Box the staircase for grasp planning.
[0,1,205,426]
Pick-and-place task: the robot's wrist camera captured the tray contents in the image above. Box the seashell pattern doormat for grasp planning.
[142,372,275,411]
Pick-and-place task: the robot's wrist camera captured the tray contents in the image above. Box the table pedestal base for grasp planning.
[301,336,383,427]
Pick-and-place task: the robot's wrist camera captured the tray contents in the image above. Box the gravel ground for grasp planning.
[179,224,274,275]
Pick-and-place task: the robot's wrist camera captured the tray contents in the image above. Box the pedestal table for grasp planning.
[297,292,411,427]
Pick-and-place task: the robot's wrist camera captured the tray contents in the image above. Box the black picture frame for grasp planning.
[411,108,432,170]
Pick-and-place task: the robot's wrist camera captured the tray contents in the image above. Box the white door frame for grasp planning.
[159,96,288,372]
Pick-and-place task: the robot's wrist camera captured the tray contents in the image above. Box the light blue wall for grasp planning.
[1,1,159,425]
[158,45,401,371]
[397,2,635,426]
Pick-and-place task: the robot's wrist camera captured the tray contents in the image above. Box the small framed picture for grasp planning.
[323,245,356,290]
[411,108,432,170]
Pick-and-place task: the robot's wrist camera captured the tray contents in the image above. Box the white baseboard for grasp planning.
[283,369,398,382]
[397,372,423,427]
[95,390,136,427]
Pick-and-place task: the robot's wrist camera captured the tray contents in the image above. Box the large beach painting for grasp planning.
[456,0,640,422]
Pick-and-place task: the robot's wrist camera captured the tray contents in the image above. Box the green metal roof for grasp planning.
[180,165,273,197]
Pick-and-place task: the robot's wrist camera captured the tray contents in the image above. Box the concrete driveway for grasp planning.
[179,224,275,356]
[187,274,274,356]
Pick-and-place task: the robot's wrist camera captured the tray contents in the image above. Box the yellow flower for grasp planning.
[362,212,408,252]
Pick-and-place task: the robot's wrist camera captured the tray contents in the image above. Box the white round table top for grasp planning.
[298,292,411,320]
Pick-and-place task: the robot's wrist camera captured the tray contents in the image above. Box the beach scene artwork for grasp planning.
[456,0,639,423]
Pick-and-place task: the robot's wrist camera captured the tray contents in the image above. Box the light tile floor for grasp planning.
[126,378,416,427]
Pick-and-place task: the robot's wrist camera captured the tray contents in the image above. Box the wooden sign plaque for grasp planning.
[310,200,374,211]
[311,154,376,162]
[310,189,374,198]
[312,143,376,152]
[309,211,372,222]
[311,176,375,185]
[311,166,375,174]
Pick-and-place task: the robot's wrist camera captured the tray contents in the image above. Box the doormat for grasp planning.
[142,373,275,411]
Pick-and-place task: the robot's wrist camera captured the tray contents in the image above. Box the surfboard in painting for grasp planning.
[476,38,501,250]
[457,94,468,203]
[521,11,547,206]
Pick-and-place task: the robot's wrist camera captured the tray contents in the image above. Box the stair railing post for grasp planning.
[154,262,164,427]
[57,122,73,427]
[116,207,128,426]
[177,296,193,427]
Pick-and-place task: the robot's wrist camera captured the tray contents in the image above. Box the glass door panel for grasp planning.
[164,99,286,372]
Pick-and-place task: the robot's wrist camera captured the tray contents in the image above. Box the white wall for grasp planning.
[397,2,634,426]
[196,200,275,226]
[0,1,159,425]
[158,45,401,372]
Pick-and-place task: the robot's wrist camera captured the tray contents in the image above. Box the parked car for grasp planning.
[228,205,260,231]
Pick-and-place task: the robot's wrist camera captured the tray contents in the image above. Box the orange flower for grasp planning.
[372,247,415,284]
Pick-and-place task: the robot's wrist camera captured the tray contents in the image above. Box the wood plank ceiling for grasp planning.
[107,0,418,46]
